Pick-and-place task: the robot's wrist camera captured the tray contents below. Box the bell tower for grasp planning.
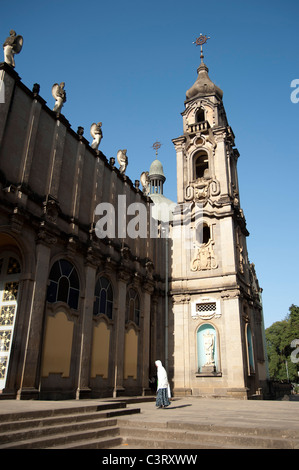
[170,36,268,398]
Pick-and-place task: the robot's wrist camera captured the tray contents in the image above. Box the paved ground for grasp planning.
[0,395,298,433]
[121,396,299,433]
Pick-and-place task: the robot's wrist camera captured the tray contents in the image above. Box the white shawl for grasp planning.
[155,360,171,397]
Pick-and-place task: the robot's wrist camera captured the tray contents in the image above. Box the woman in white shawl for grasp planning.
[155,360,171,408]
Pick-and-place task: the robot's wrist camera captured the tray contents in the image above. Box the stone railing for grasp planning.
[187,120,210,134]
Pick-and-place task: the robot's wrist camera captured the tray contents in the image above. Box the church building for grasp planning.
[0,33,268,400]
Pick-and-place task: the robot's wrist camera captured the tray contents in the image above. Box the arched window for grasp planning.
[0,254,21,389]
[46,259,80,310]
[196,223,211,245]
[126,288,140,325]
[93,276,113,319]
[195,108,205,123]
[195,153,209,179]
[246,324,255,374]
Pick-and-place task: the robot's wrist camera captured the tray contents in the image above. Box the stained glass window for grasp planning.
[126,288,140,325]
[47,259,80,310]
[93,276,113,319]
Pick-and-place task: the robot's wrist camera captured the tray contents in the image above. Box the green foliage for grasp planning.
[265,304,299,382]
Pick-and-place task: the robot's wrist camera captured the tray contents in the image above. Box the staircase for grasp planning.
[0,401,141,449]
[116,419,299,449]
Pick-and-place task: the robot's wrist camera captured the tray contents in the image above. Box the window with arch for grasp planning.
[246,324,255,375]
[126,288,140,326]
[46,259,80,310]
[195,153,209,179]
[93,276,113,319]
[196,223,211,245]
[0,253,21,389]
[195,108,205,123]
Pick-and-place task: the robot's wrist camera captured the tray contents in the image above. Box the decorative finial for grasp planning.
[152,141,162,158]
[193,33,210,63]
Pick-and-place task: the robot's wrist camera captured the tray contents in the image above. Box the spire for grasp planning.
[186,34,223,101]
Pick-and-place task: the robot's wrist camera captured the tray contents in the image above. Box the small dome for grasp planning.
[186,62,223,101]
[149,158,165,177]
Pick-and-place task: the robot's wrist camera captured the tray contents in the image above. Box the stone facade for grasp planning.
[0,62,167,399]
[0,51,268,401]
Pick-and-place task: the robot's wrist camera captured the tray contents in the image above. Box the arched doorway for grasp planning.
[0,253,21,390]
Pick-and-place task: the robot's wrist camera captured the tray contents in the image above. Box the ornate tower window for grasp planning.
[194,152,209,179]
[195,108,205,123]
[46,259,80,310]
[93,276,113,319]
[0,254,21,390]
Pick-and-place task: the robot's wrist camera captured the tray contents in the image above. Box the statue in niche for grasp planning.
[203,332,215,365]
[117,149,128,174]
[3,30,23,68]
[90,122,103,150]
[52,82,67,114]
[140,171,150,195]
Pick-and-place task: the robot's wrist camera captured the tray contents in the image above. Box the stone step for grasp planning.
[0,407,139,433]
[117,420,299,449]
[0,402,141,449]
[0,424,121,449]
[0,401,127,423]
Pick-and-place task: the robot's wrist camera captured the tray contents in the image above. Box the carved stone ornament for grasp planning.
[185,178,220,204]
[43,196,60,223]
[52,82,66,114]
[117,149,128,174]
[140,171,150,195]
[190,241,217,272]
[90,122,103,150]
[191,298,221,320]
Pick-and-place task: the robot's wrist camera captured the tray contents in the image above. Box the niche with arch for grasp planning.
[196,323,221,375]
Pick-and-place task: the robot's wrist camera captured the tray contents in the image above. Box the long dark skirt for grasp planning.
[156,388,171,408]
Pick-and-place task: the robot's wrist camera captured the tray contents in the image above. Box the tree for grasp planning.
[265,305,299,382]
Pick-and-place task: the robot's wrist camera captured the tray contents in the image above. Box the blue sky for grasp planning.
[1,0,298,327]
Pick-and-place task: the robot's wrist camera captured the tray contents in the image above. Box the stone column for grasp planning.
[16,233,53,399]
[214,130,230,198]
[141,280,154,395]
[172,294,192,396]
[17,95,45,189]
[0,63,20,148]
[113,269,130,396]
[76,261,96,399]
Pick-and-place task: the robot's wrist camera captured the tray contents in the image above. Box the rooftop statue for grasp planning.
[3,30,23,68]
[117,149,128,174]
[52,82,67,114]
[140,171,150,195]
[90,122,103,150]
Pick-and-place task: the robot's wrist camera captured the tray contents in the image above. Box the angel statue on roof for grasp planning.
[52,82,67,114]
[3,30,23,68]
[140,171,150,195]
[117,149,128,174]
[90,122,103,150]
